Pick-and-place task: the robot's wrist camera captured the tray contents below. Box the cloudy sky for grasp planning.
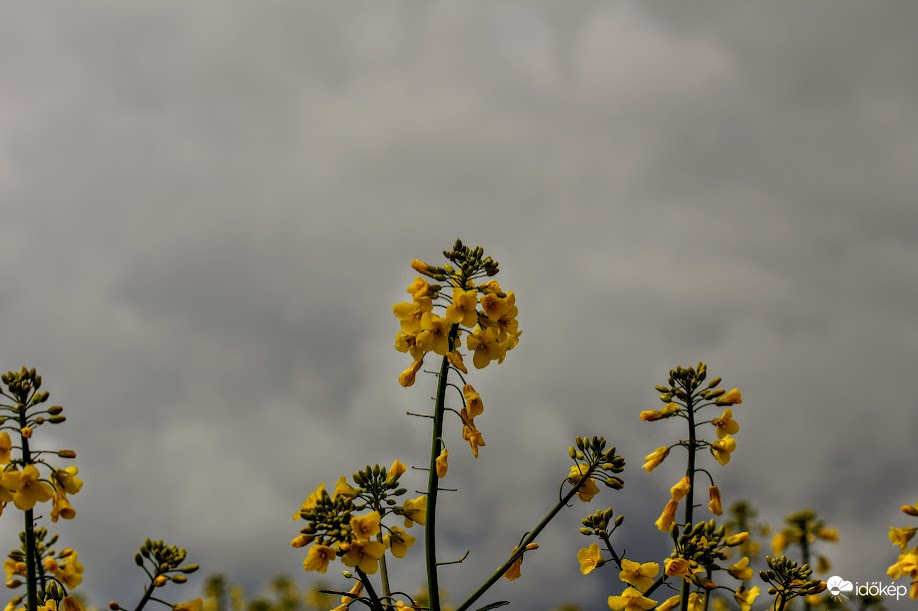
[2,2,917,610]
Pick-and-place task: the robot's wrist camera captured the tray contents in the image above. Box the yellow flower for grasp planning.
[417,313,453,356]
[334,476,358,500]
[350,511,381,542]
[384,526,415,558]
[711,408,740,439]
[606,587,656,611]
[642,447,669,473]
[38,599,58,611]
[342,541,386,574]
[11,464,53,510]
[294,483,326,520]
[60,597,85,611]
[656,595,680,611]
[172,600,203,611]
[398,359,424,387]
[567,465,600,502]
[393,297,433,334]
[466,326,505,369]
[503,543,539,581]
[406,277,433,298]
[56,551,83,588]
[664,557,697,579]
[733,586,759,611]
[0,432,11,464]
[728,557,753,580]
[890,526,917,551]
[902,503,918,517]
[771,533,788,555]
[716,388,742,406]
[817,555,831,573]
[708,486,723,516]
[386,460,407,485]
[462,384,484,419]
[445,288,479,328]
[52,466,83,495]
[4,558,25,579]
[401,496,427,528]
[477,280,502,294]
[480,293,510,321]
[43,557,59,572]
[435,450,448,478]
[619,559,660,591]
[655,499,679,532]
[710,435,736,466]
[460,410,486,458]
[726,532,749,547]
[887,549,918,579]
[494,293,519,342]
[578,543,604,575]
[818,527,838,542]
[50,491,76,522]
[670,477,691,502]
[395,331,424,361]
[446,351,468,374]
[504,556,524,581]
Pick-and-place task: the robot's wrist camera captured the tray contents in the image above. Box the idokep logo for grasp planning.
[827,575,909,601]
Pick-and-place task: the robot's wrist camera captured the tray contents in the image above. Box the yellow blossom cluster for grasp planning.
[394,259,521,388]
[887,502,918,599]
[293,460,422,578]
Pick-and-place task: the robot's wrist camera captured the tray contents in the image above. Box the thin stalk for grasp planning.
[19,401,38,611]
[377,532,391,609]
[679,387,696,611]
[133,574,159,611]
[455,469,594,611]
[424,326,459,611]
[355,567,386,611]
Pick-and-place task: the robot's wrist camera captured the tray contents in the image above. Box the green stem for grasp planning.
[679,387,696,611]
[424,327,459,611]
[133,573,160,611]
[19,401,38,611]
[355,568,386,611]
[800,533,811,611]
[454,468,594,611]
[377,532,391,610]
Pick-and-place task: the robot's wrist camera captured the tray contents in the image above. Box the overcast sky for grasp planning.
[2,2,918,610]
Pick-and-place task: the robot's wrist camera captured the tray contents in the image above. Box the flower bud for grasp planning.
[110,602,120,610]
[58,450,77,458]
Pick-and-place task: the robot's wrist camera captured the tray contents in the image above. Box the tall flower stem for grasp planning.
[680,388,696,611]
[18,401,38,611]
[424,326,459,611]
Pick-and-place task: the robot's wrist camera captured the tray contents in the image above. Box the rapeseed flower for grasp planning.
[606,587,656,611]
[618,559,660,591]
[577,543,603,575]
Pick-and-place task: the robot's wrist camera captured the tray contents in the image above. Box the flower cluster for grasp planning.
[1,368,81,522]
[394,239,521,386]
[293,461,422,578]
[887,502,918,599]
[758,555,826,608]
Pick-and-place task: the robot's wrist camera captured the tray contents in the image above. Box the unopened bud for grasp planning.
[20,427,32,439]
[49,406,64,415]
[171,575,187,584]
[49,415,67,424]
[579,527,592,536]
[57,450,77,458]
[109,602,120,610]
